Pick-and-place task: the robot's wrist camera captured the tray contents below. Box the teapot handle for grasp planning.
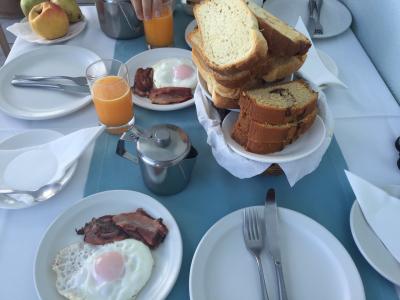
[116,139,138,164]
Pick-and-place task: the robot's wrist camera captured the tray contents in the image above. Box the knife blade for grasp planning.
[307,0,317,34]
[265,188,288,300]
[11,79,90,94]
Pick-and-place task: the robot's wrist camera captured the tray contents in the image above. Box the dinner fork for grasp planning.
[243,207,270,300]
[13,75,88,86]
[314,0,324,35]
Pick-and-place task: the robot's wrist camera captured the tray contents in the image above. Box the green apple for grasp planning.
[20,0,46,17]
[50,0,82,23]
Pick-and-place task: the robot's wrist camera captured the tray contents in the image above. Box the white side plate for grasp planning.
[126,48,196,111]
[350,191,400,285]
[0,129,77,210]
[190,207,365,300]
[0,45,100,120]
[265,0,352,39]
[34,190,183,300]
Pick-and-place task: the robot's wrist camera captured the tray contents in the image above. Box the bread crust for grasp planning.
[194,0,269,75]
[246,0,311,56]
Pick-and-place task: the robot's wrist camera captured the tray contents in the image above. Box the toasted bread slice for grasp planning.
[240,80,318,125]
[246,0,311,56]
[194,0,268,74]
[262,54,306,82]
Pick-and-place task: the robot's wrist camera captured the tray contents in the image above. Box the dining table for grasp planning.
[1,4,400,300]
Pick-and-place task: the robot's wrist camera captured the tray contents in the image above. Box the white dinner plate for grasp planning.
[222,112,326,163]
[185,19,197,48]
[0,45,99,120]
[265,0,352,39]
[350,185,400,285]
[7,16,87,45]
[0,129,77,210]
[126,48,196,111]
[190,206,365,300]
[34,190,182,300]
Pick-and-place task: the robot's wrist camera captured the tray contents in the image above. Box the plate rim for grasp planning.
[350,200,400,285]
[189,206,365,300]
[0,129,78,210]
[33,189,183,300]
[222,111,326,163]
[0,45,99,120]
[125,47,196,111]
[12,15,87,45]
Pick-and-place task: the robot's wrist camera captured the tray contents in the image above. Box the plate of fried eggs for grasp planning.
[127,48,197,111]
[34,190,182,300]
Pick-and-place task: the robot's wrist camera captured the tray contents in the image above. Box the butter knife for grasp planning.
[307,0,316,35]
[11,79,90,94]
[265,188,288,300]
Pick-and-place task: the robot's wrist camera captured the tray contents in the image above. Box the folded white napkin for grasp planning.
[7,19,86,44]
[295,17,347,88]
[0,126,104,204]
[345,170,400,263]
[194,85,334,186]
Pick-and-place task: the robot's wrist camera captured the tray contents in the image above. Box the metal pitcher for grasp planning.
[95,0,144,39]
[116,124,198,195]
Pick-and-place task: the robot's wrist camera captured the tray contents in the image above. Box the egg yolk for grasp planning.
[94,251,125,283]
[173,64,194,80]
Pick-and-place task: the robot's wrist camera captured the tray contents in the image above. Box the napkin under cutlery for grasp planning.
[345,170,400,263]
[295,17,347,88]
[0,126,104,204]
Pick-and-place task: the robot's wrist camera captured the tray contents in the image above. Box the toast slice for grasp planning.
[246,0,311,56]
[240,80,318,125]
[194,0,268,74]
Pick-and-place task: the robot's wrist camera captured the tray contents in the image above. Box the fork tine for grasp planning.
[243,209,249,240]
[251,208,258,240]
[255,209,261,239]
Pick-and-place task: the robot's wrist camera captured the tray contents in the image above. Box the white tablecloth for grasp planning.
[0,6,400,299]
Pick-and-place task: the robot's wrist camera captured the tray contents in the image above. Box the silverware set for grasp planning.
[243,188,288,300]
[11,75,90,94]
[308,0,324,36]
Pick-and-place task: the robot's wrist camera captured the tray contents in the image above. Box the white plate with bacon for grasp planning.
[35,190,182,300]
[127,48,197,111]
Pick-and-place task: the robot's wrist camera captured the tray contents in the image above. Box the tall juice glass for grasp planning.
[143,0,174,48]
[86,59,134,134]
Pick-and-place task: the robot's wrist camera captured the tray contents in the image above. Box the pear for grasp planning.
[20,0,46,17]
[50,0,82,23]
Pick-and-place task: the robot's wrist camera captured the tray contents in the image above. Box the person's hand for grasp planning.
[131,0,163,20]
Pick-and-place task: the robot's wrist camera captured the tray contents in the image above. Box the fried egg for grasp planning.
[152,58,197,89]
[53,239,153,300]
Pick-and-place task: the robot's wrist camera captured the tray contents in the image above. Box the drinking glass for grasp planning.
[143,0,174,48]
[86,59,134,135]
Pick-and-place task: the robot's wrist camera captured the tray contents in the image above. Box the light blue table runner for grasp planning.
[84,6,398,300]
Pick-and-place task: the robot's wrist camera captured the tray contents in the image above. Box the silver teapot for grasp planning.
[116,124,198,195]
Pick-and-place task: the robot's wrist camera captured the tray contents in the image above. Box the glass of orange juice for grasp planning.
[86,59,134,135]
[143,0,174,48]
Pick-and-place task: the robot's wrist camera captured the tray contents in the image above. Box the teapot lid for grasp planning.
[137,124,191,167]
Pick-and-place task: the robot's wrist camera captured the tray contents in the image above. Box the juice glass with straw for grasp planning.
[86,59,134,135]
[143,0,174,48]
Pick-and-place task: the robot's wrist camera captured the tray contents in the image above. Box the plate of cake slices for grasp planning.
[221,80,326,163]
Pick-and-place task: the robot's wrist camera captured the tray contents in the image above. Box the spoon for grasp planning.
[0,182,63,203]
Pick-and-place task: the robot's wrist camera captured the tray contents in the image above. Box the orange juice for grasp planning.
[92,76,133,127]
[143,6,174,48]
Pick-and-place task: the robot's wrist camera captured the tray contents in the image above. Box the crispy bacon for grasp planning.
[76,209,168,248]
[112,208,168,249]
[76,215,128,245]
[149,87,193,105]
[133,67,153,97]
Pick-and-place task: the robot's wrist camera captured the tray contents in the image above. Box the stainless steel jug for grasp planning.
[116,124,198,195]
[95,0,144,39]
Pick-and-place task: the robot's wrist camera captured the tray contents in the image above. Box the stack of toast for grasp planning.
[189,0,311,110]
[232,80,318,154]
